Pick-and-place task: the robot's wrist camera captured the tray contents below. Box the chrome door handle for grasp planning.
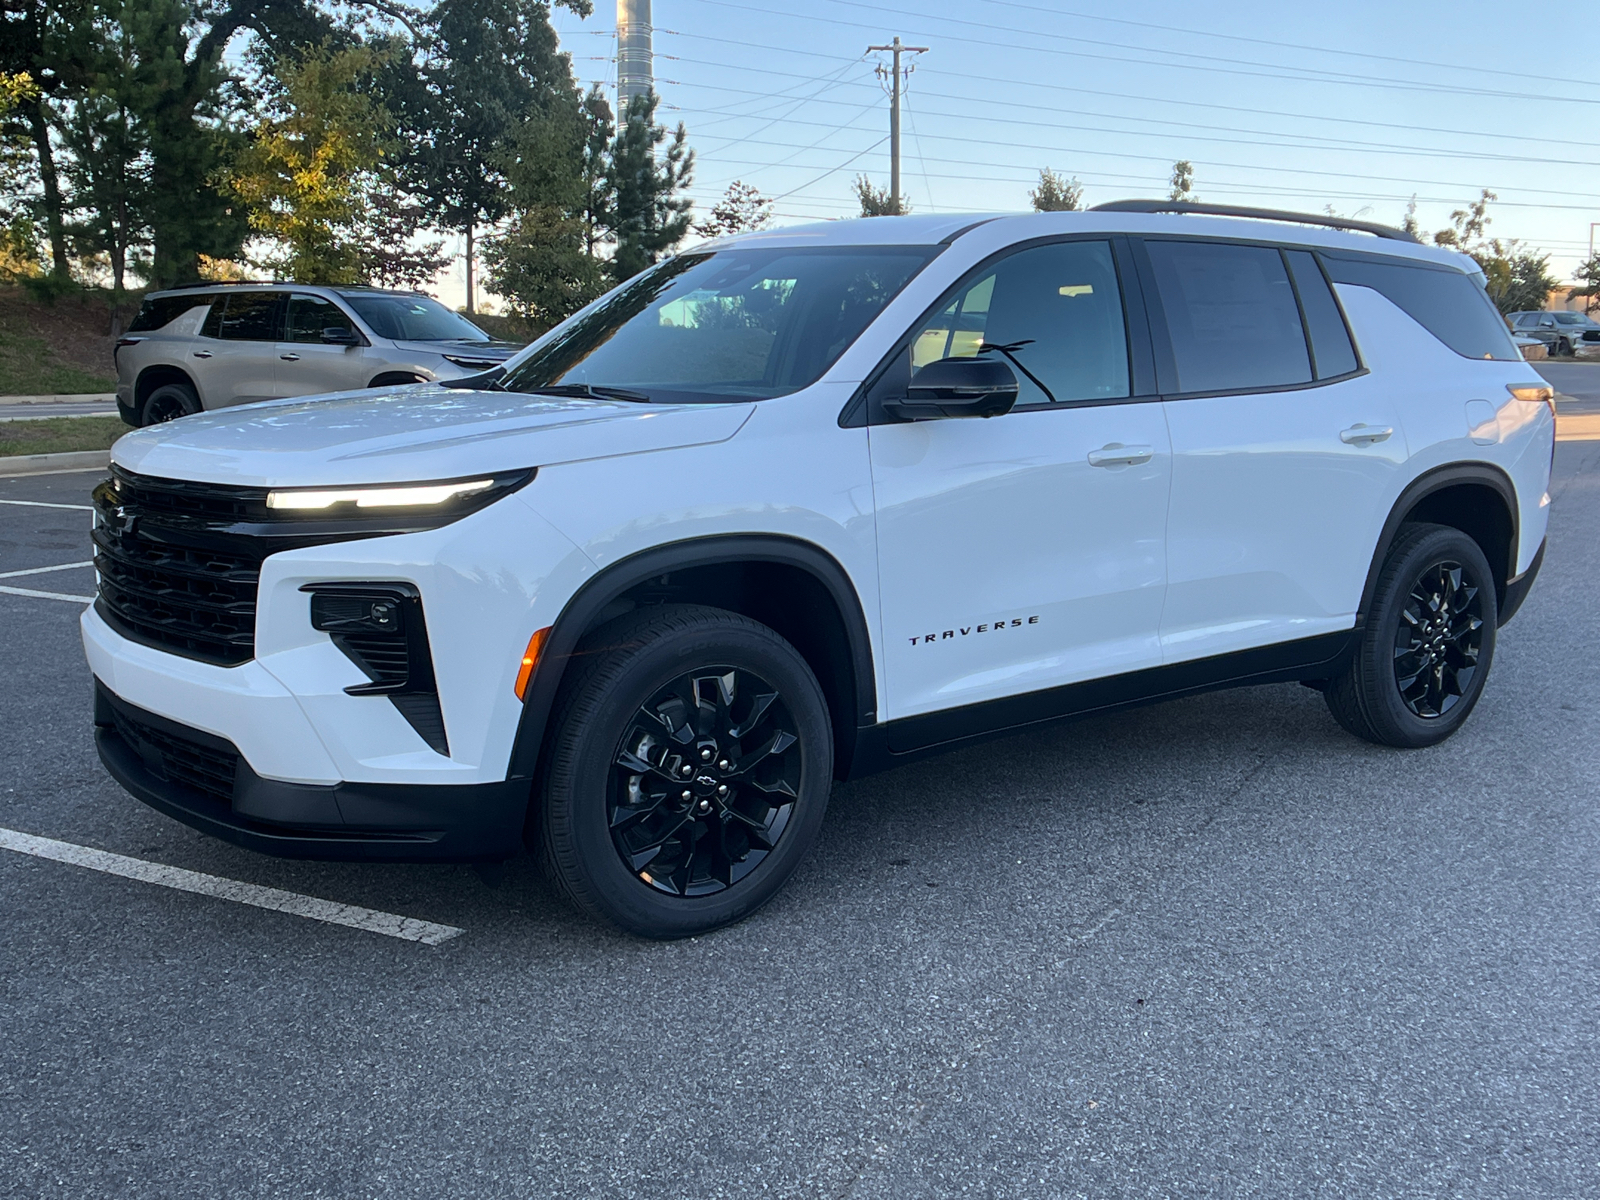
[191,350,213,359]
[1087,443,1154,467]
[280,353,301,361]
[1340,423,1393,445]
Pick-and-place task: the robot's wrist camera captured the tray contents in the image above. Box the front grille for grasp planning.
[93,471,269,665]
[104,693,240,804]
[1583,331,1600,343]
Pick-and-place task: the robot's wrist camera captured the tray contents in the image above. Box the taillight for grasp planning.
[113,336,143,367]
[1508,383,1556,415]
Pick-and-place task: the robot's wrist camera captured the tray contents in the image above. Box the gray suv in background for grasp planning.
[114,283,524,426]
[1507,309,1600,358]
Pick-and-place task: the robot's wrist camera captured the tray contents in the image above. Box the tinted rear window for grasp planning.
[213,293,282,342]
[1285,250,1359,379]
[1322,253,1519,361]
[1146,240,1311,394]
[129,294,216,332]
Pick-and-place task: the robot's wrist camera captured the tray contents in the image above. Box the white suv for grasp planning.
[83,204,1554,938]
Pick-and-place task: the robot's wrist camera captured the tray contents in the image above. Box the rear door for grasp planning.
[275,294,373,397]
[1142,238,1409,664]
[188,292,284,407]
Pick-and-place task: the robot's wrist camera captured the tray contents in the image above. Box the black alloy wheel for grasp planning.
[536,604,833,938]
[608,666,802,896]
[1324,523,1498,748]
[1392,560,1485,719]
[139,381,200,425]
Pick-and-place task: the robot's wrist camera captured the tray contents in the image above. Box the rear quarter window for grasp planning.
[1321,252,1519,361]
[129,294,217,332]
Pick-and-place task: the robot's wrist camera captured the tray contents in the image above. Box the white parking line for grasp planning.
[0,584,93,603]
[0,827,465,945]
[0,560,93,579]
[0,498,94,510]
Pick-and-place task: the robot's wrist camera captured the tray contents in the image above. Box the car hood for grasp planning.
[111,385,755,487]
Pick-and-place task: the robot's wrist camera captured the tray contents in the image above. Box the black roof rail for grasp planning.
[1088,199,1422,244]
[167,279,270,289]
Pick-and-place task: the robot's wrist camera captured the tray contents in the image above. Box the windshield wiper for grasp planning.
[512,382,653,403]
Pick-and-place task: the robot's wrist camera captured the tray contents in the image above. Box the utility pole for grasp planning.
[867,37,928,213]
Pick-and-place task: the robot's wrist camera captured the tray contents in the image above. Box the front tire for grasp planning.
[535,605,833,939]
[1325,523,1497,748]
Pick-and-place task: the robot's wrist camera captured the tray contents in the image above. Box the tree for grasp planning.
[853,174,907,217]
[1169,160,1197,203]
[225,42,390,284]
[1401,195,1421,240]
[576,83,613,256]
[395,0,589,311]
[1433,188,1495,250]
[1569,255,1600,315]
[694,180,771,238]
[1030,168,1082,212]
[607,90,693,282]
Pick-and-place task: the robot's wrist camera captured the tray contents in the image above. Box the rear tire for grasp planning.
[139,381,200,425]
[535,605,833,939]
[1325,523,1497,748]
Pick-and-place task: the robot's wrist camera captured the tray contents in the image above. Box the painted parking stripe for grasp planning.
[0,560,93,579]
[0,827,464,945]
[0,498,94,510]
[0,584,94,602]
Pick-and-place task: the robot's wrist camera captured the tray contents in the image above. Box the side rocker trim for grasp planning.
[848,630,1354,776]
[505,535,878,784]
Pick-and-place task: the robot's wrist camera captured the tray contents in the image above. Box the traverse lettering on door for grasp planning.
[908,615,1040,647]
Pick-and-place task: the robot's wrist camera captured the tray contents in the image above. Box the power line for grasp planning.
[657,35,1600,153]
[693,0,1600,106]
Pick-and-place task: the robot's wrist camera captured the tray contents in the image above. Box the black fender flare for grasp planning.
[504,534,878,784]
[1356,462,1519,628]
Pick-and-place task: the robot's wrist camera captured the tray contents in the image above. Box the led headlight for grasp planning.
[267,478,495,511]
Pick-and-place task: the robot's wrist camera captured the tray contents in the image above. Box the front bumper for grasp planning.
[95,682,528,861]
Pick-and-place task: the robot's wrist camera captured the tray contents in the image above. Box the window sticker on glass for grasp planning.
[1059,285,1094,298]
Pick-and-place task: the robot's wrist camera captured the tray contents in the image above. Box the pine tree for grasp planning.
[694,181,771,239]
[852,174,906,217]
[607,90,693,282]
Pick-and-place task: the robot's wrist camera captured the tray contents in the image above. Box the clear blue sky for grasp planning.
[550,0,1600,280]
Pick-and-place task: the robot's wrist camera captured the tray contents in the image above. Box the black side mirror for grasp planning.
[883,356,1019,421]
[321,326,360,346]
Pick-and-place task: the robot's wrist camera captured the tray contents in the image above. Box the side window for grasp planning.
[1321,252,1520,361]
[907,240,1129,405]
[1285,250,1359,379]
[1145,240,1311,394]
[129,294,217,332]
[214,293,282,342]
[286,295,357,344]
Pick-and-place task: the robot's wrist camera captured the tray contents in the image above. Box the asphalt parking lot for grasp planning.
[4,425,1600,1198]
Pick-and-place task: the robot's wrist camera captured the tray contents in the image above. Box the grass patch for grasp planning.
[0,326,117,394]
[0,415,128,456]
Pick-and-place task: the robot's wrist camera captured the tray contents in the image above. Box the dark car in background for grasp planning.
[1508,310,1600,358]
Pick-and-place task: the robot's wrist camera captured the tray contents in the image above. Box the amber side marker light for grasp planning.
[514,627,552,700]
[1508,383,1556,415]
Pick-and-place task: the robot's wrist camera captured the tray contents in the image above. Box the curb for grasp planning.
[0,393,117,404]
[0,449,111,477]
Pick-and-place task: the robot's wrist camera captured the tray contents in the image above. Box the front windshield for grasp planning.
[497,245,940,402]
[1554,312,1595,326]
[343,293,491,342]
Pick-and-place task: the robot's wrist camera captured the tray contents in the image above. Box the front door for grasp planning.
[869,238,1173,723]
[1144,239,1410,663]
[276,294,373,397]
[189,292,283,408]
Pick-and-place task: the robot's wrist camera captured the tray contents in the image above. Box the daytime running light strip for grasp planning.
[266,480,495,511]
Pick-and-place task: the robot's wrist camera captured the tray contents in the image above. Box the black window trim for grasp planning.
[1130,233,1370,402]
[199,288,288,343]
[839,232,1158,428]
